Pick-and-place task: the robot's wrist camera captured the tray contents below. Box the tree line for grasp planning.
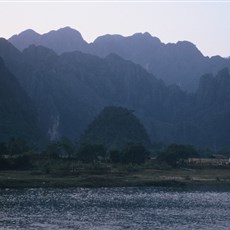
[0,137,150,170]
[1,137,229,171]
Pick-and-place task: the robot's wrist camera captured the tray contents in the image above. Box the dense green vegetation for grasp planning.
[0,105,229,175]
[0,136,229,172]
[157,144,199,167]
[81,106,150,149]
[0,136,229,188]
[0,137,150,171]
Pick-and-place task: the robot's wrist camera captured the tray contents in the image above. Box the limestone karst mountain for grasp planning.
[1,37,230,149]
[0,57,40,142]
[9,27,88,55]
[9,27,230,92]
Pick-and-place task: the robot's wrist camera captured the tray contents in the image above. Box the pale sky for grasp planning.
[0,1,230,57]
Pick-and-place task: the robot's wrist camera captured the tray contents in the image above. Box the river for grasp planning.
[0,186,230,229]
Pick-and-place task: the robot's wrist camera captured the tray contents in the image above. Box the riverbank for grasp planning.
[0,168,230,188]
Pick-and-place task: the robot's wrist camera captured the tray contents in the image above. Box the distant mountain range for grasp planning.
[0,28,230,149]
[9,27,230,92]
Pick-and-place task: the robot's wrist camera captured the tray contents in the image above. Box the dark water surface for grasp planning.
[0,186,230,229]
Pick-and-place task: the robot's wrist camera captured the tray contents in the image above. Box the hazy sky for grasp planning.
[0,1,229,57]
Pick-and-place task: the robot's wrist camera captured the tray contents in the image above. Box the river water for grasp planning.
[0,186,229,229]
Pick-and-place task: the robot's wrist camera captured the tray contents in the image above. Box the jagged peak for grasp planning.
[166,40,204,57]
[131,31,159,39]
[0,37,11,44]
[105,52,123,60]
[22,44,58,57]
[20,29,39,35]
[94,34,124,43]
[10,29,40,39]
[177,41,202,54]
[56,26,78,33]
[43,26,84,39]
[94,32,161,44]
[166,40,197,49]
[176,40,196,47]
[0,37,21,54]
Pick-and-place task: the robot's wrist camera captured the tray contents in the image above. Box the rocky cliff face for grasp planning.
[196,68,230,109]
[0,57,40,142]
[1,38,230,149]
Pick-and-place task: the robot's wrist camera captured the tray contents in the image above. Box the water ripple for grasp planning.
[0,187,230,229]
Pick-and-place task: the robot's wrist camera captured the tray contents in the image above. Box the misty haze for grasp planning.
[0,2,230,229]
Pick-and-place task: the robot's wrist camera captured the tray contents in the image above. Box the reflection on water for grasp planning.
[0,187,230,229]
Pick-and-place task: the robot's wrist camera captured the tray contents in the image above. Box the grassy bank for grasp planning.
[0,167,230,188]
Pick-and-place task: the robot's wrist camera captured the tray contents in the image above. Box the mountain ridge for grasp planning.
[8,27,230,92]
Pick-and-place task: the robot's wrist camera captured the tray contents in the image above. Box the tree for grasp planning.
[45,142,60,159]
[57,137,75,158]
[13,155,32,170]
[8,138,29,155]
[77,143,106,163]
[157,144,199,167]
[122,143,149,164]
[109,150,122,163]
[0,142,8,155]
[45,137,75,159]
[0,157,11,170]
[81,106,150,149]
